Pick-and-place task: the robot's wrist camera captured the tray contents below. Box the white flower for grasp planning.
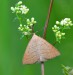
[27,19,30,22]
[54,25,57,28]
[54,25,60,30]
[60,18,73,26]
[60,20,67,26]
[61,33,65,36]
[31,17,34,22]
[56,31,62,39]
[52,25,60,33]
[30,23,33,26]
[63,20,67,24]
[27,19,30,25]
[20,5,26,8]
[26,18,37,26]
[17,1,22,5]
[15,7,20,11]
[22,9,29,14]
[20,24,22,27]
[31,17,37,23]
[60,20,64,26]
[19,5,29,14]
[11,7,15,13]
[64,18,70,22]
[22,8,29,14]
[53,30,57,32]
[56,21,60,25]
[11,1,29,14]
[24,32,28,35]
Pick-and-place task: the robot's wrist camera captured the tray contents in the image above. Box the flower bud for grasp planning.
[61,33,65,36]
[20,24,22,27]
[18,1,22,5]
[11,7,15,13]
[56,21,60,25]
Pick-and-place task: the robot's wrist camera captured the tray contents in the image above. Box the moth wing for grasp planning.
[40,39,60,60]
[22,37,39,64]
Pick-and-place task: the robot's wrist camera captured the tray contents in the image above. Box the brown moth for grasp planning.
[22,34,60,64]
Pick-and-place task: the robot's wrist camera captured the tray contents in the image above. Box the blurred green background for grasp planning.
[0,0,73,75]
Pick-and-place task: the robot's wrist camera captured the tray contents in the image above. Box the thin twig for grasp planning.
[43,0,54,39]
[41,0,54,75]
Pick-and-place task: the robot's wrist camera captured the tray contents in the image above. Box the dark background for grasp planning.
[0,0,73,75]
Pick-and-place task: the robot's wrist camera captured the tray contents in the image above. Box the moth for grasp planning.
[23,34,60,64]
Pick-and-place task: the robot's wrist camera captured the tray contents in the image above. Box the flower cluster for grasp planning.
[18,24,32,35]
[11,1,29,14]
[60,18,73,26]
[18,17,36,35]
[52,18,73,43]
[27,17,37,26]
[11,1,37,36]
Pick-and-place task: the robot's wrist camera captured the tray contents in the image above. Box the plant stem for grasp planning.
[31,25,34,33]
[41,62,44,75]
[43,0,54,39]
[41,0,54,75]
[16,13,22,24]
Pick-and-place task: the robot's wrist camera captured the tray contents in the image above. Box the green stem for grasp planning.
[16,13,22,24]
